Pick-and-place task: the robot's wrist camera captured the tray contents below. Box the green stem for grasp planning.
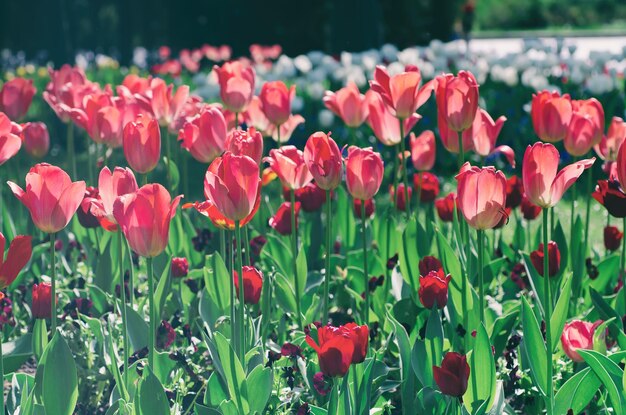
[399,119,411,217]
[290,190,303,330]
[392,144,400,210]
[323,189,332,324]
[457,132,464,168]
[477,229,485,324]
[542,208,554,415]
[117,231,129,390]
[146,256,155,368]
[243,226,251,266]
[622,216,626,315]
[50,233,57,335]
[583,165,592,254]
[225,229,236,353]
[361,199,369,325]
[235,221,246,360]
[67,123,76,179]
[327,378,339,415]
[352,368,359,415]
[124,237,135,307]
[277,124,282,148]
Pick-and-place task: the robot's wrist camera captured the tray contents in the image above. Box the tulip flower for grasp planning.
[283,183,327,212]
[32,282,53,319]
[418,269,451,309]
[463,108,514,166]
[243,96,271,134]
[522,142,595,208]
[413,172,440,202]
[266,114,305,144]
[265,146,313,190]
[505,176,524,209]
[342,323,369,364]
[564,112,599,157]
[455,163,507,230]
[178,107,227,163]
[531,91,572,143]
[259,81,295,128]
[21,122,50,159]
[269,201,300,235]
[530,241,561,277]
[369,65,436,119]
[70,95,123,147]
[88,167,138,231]
[410,130,436,171]
[520,195,541,220]
[435,71,479,133]
[561,320,603,362]
[323,82,369,128]
[345,146,384,201]
[435,193,456,222]
[595,116,626,162]
[353,198,375,219]
[123,115,161,174]
[390,184,413,211]
[0,112,23,165]
[305,326,355,378]
[604,226,623,251]
[0,77,36,121]
[419,256,443,275]
[148,78,190,130]
[433,352,470,397]
[42,65,99,123]
[233,266,263,304]
[213,61,255,113]
[171,257,189,278]
[77,187,101,229]
[572,98,604,145]
[225,127,264,165]
[303,132,342,191]
[592,180,626,218]
[366,91,421,146]
[0,233,32,290]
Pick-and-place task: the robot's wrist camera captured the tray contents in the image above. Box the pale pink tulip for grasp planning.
[409,130,436,171]
[323,82,369,127]
[455,163,507,230]
[370,65,436,119]
[89,167,138,231]
[265,146,313,190]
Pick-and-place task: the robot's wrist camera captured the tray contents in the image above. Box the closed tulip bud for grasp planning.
[419,269,451,309]
[259,81,295,126]
[303,132,342,190]
[123,115,161,174]
[77,187,101,229]
[32,282,53,319]
[433,352,470,397]
[419,255,443,275]
[269,201,300,235]
[353,198,375,219]
[21,122,50,159]
[366,91,421,146]
[283,183,327,212]
[323,82,369,128]
[561,320,603,362]
[265,146,313,190]
[113,184,182,258]
[0,77,36,121]
[410,130,436,171]
[522,142,594,208]
[455,163,507,230]
[531,91,572,142]
[171,257,189,278]
[213,61,255,113]
[345,146,384,201]
[413,172,440,202]
[0,112,22,166]
[233,266,263,304]
[435,71,479,132]
[8,163,86,233]
[0,233,32,290]
[225,127,263,165]
[530,241,561,277]
[179,107,227,163]
[435,193,456,222]
[520,194,542,220]
[604,226,623,251]
[390,184,413,211]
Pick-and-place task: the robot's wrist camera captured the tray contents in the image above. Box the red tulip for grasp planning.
[592,180,626,218]
[0,233,32,289]
[522,142,595,208]
[419,256,443,275]
[303,132,342,190]
[505,176,524,209]
[615,137,626,191]
[113,184,182,258]
[435,193,456,222]
[8,163,86,233]
[369,65,436,119]
[88,167,138,231]
[21,122,50,159]
[520,195,541,220]
[345,146,384,201]
[243,96,271,134]
[595,116,626,162]
[77,187,101,229]
[233,266,263,304]
[353,198,375,219]
[410,130,436,171]
[204,152,261,222]
[342,323,369,364]
[323,82,369,127]
[418,268,451,309]
[455,163,507,230]
[269,201,300,235]
[366,90,421,146]
[32,282,53,319]
[305,325,355,377]
[463,108,514,166]
[531,91,572,143]
[266,114,305,144]
[435,71,479,132]
[123,115,161,174]
[213,61,255,113]
[561,320,603,362]
[265,146,313,190]
[0,77,36,121]
[604,226,623,251]
[259,81,295,126]
[178,107,226,163]
[413,172,440,202]
[390,184,413,211]
[171,257,189,278]
[283,183,327,212]
[433,352,470,397]
[530,241,561,277]
[148,78,190,130]
[225,127,264,165]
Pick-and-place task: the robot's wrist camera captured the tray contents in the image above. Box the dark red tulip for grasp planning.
[233,265,263,304]
[419,256,443,275]
[353,198,375,219]
[604,226,623,252]
[269,202,300,236]
[418,269,451,309]
[342,323,369,364]
[592,180,626,218]
[281,342,302,358]
[313,372,331,396]
[520,194,542,220]
[435,193,456,222]
[506,175,524,209]
[390,184,413,212]
[305,325,354,377]
[77,187,101,229]
[413,172,440,202]
[32,282,52,319]
[157,320,176,349]
[283,182,327,212]
[433,352,470,397]
[530,241,561,277]
[171,257,189,278]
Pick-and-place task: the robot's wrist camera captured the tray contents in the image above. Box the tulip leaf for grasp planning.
[588,254,619,293]
[335,187,356,248]
[125,304,149,353]
[213,331,249,414]
[7,373,34,414]
[138,368,169,415]
[550,273,572,351]
[521,253,545,316]
[412,307,443,388]
[163,156,180,191]
[552,219,569,280]
[32,319,47,363]
[489,309,518,357]
[94,236,114,293]
[3,333,33,374]
[397,216,420,289]
[204,253,231,315]
[261,234,291,277]
[39,332,78,415]
[246,365,272,414]
[154,257,172,320]
[388,310,416,415]
[296,247,307,300]
[195,403,221,414]
[274,272,297,315]
[554,366,601,415]
[577,349,625,415]
[520,296,547,396]
[463,323,496,413]
[414,387,447,415]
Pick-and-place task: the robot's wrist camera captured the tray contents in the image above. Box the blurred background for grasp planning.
[3,0,626,63]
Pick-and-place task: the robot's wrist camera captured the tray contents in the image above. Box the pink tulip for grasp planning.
[522,142,595,208]
[531,91,572,143]
[114,184,181,258]
[615,137,626,190]
[0,232,32,290]
[595,116,626,162]
[0,112,22,165]
[8,163,86,233]
[89,167,138,231]
[303,132,342,190]
[455,162,507,230]
[564,112,599,157]
[123,115,161,174]
[21,122,50,158]
[259,81,295,126]
[204,152,261,222]
[43,65,99,123]
[323,82,369,127]
[435,71,479,132]
[366,91,420,146]
[266,114,304,144]
[213,61,255,113]
[178,107,226,163]
[147,78,190,130]
[265,146,313,190]
[572,98,604,145]
[463,108,514,166]
[345,146,384,200]
[370,65,436,119]
[121,74,152,95]
[70,93,123,147]
[409,131,436,171]
[225,127,264,165]
[0,77,36,121]
[243,96,270,133]
[561,320,603,362]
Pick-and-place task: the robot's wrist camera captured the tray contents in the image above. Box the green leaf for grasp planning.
[463,324,496,413]
[154,257,172,320]
[94,236,114,293]
[138,368,170,415]
[550,273,572,351]
[125,305,149,353]
[555,367,601,415]
[247,365,272,413]
[520,296,547,396]
[296,248,307,300]
[40,332,78,415]
[577,349,625,415]
[387,310,415,414]
[274,272,297,315]
[412,308,442,387]
[7,373,34,414]
[164,156,180,191]
[213,331,249,413]
[204,253,231,315]
[32,319,48,363]
[3,333,33,374]
[397,217,420,288]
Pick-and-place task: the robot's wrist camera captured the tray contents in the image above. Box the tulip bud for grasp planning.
[171,257,189,278]
[0,77,36,121]
[269,202,300,236]
[123,116,161,174]
[433,352,470,397]
[345,146,384,201]
[561,320,603,362]
[353,198,375,219]
[418,269,451,309]
[530,241,561,277]
[233,266,263,305]
[390,184,413,212]
[419,256,443,275]
[435,71,479,132]
[410,130,436,171]
[303,132,342,190]
[213,61,255,113]
[21,122,50,159]
[435,193,456,222]
[531,91,572,143]
[413,172,440,202]
[32,282,53,319]
[259,81,295,126]
[455,163,507,230]
[603,226,623,252]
